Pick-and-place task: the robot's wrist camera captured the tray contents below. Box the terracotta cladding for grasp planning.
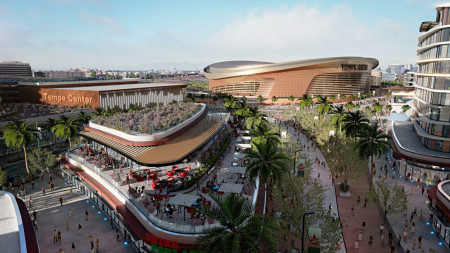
[209,62,371,97]
[19,86,100,108]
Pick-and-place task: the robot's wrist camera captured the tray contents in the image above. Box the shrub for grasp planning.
[339,182,350,192]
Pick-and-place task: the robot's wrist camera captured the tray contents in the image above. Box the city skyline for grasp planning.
[0,0,445,70]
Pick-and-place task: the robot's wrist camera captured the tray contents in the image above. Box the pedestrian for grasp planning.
[57,230,61,242]
[420,209,423,219]
[357,195,360,204]
[28,199,32,209]
[354,240,359,252]
[51,183,54,191]
[412,237,416,250]
[96,238,100,252]
[390,244,396,253]
[418,235,422,248]
[116,229,120,241]
[380,234,385,247]
[31,181,35,189]
[78,224,82,235]
[60,196,63,206]
[398,234,401,247]
[403,230,408,243]
[368,235,373,248]
[404,219,408,228]
[72,242,76,253]
[66,220,70,230]
[362,221,366,232]
[68,209,72,219]
[317,172,320,179]
[388,231,393,244]
[421,186,424,195]
[411,222,416,235]
[358,231,362,242]
[380,224,384,236]
[70,187,73,195]
[89,235,94,249]
[363,198,368,208]
[54,229,58,242]
[42,187,45,196]
[85,210,89,221]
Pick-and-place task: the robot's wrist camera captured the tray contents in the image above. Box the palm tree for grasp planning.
[373,102,382,120]
[244,141,289,185]
[316,95,332,119]
[199,194,278,252]
[288,95,295,103]
[106,108,116,116]
[257,95,263,106]
[342,111,369,138]
[271,96,278,104]
[77,111,91,126]
[340,94,347,101]
[329,94,336,102]
[298,94,313,110]
[93,107,107,118]
[344,102,354,112]
[3,120,37,181]
[402,104,411,113]
[45,118,58,145]
[330,105,346,134]
[355,124,392,190]
[224,95,238,113]
[52,115,80,149]
[242,106,268,130]
[350,94,356,101]
[249,123,281,146]
[128,104,140,112]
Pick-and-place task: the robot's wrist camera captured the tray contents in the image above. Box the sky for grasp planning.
[0,0,446,70]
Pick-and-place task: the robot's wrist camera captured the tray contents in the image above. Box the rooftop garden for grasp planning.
[0,103,85,122]
[92,102,203,135]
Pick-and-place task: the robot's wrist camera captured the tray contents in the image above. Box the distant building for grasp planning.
[0,61,32,77]
[381,72,396,82]
[34,70,85,79]
[370,71,382,87]
[387,64,404,75]
[403,72,415,87]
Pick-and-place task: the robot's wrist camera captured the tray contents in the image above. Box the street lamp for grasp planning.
[301,210,315,253]
[294,149,302,175]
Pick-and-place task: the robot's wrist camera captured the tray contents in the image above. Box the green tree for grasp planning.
[249,123,281,146]
[199,194,278,252]
[288,95,295,102]
[344,102,354,112]
[373,102,382,120]
[316,95,332,120]
[340,94,346,101]
[271,96,278,104]
[385,105,392,114]
[342,111,369,138]
[329,94,336,101]
[52,115,79,149]
[244,141,289,185]
[91,71,96,77]
[355,124,391,190]
[350,94,356,101]
[0,166,7,189]
[3,120,37,181]
[298,94,313,110]
[224,95,238,113]
[242,106,268,130]
[329,105,347,134]
[371,180,407,221]
[257,95,263,105]
[27,148,56,179]
[273,169,342,253]
[77,111,91,126]
[402,104,411,113]
[323,133,367,181]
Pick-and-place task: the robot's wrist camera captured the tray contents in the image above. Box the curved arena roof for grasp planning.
[203,57,379,80]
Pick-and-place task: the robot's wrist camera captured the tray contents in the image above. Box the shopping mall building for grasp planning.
[389,3,450,248]
[203,57,379,97]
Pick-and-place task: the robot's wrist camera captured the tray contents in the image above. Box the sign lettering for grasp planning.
[341,64,368,71]
[42,93,93,104]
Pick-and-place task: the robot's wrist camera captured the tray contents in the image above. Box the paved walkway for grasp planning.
[16,172,134,253]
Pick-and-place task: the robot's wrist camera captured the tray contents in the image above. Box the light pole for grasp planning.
[294,149,302,175]
[301,210,315,253]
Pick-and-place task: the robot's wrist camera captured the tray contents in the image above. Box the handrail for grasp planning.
[66,151,220,234]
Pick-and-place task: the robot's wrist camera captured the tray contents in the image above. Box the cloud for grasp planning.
[78,11,128,34]
[202,3,418,67]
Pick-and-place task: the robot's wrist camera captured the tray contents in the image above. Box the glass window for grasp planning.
[443,125,450,137]
[431,107,441,121]
[445,79,450,90]
[435,140,443,152]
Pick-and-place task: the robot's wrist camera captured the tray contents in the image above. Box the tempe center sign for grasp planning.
[42,92,93,104]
